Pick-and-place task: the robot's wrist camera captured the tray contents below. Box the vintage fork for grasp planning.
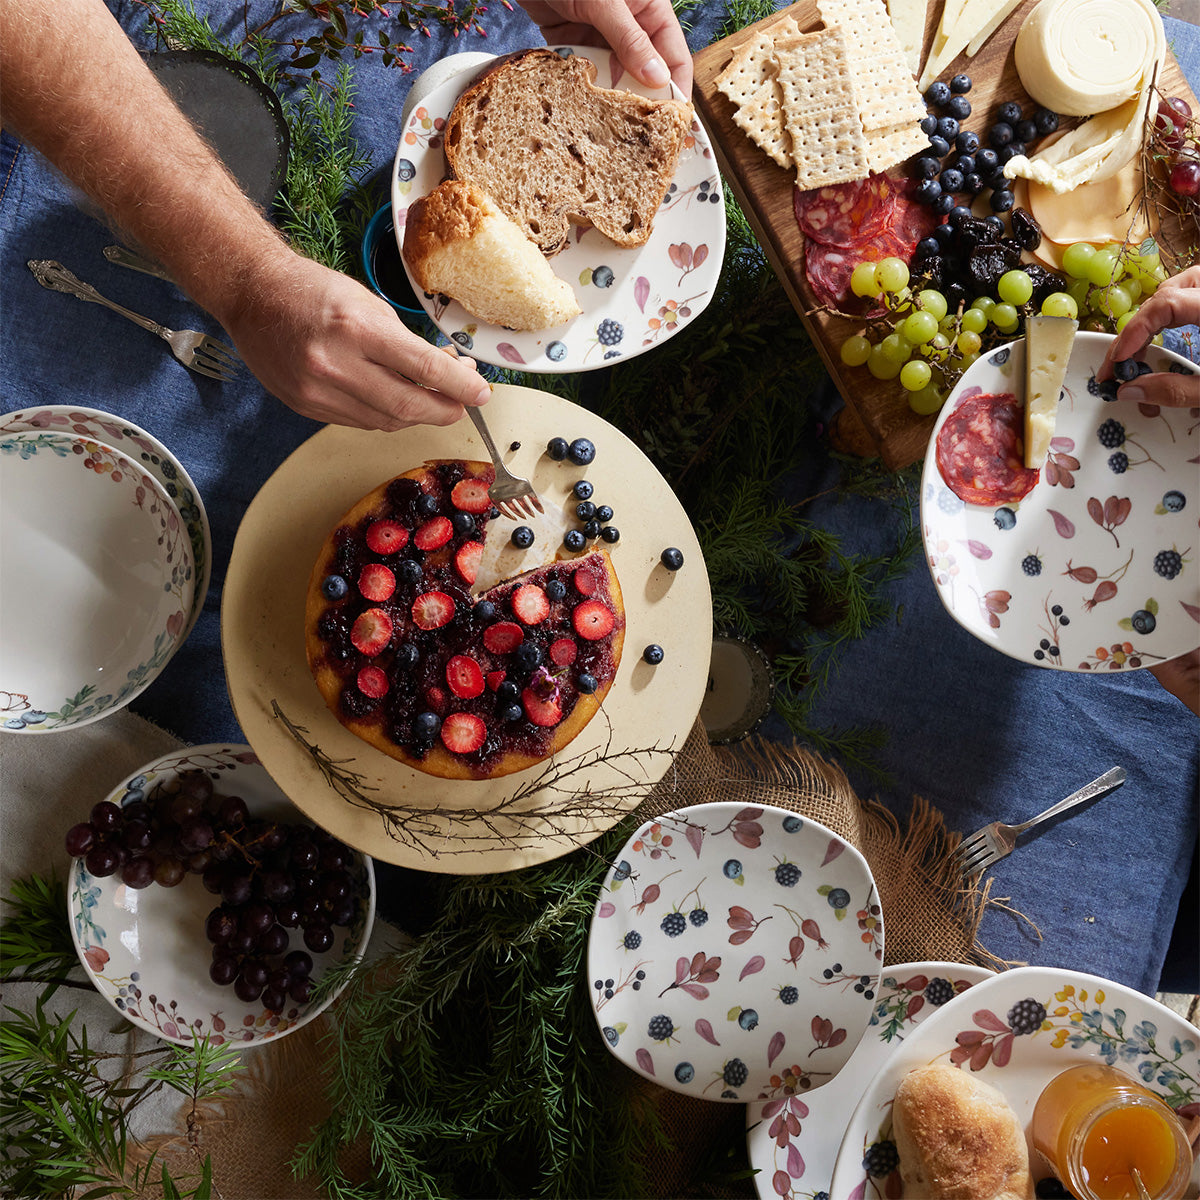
[28,260,241,382]
[952,766,1127,879]
[466,405,544,521]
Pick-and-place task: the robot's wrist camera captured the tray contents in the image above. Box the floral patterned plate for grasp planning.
[921,331,1199,672]
[0,405,211,646]
[67,745,376,1048]
[586,803,883,1103]
[391,46,725,373]
[0,430,195,733]
[829,965,1200,1200]
[747,961,993,1200]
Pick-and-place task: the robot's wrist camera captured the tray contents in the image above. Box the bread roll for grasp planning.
[402,180,581,330]
[442,47,693,255]
[892,1065,1035,1200]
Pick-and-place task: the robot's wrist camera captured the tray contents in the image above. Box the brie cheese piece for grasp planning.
[1024,314,1079,469]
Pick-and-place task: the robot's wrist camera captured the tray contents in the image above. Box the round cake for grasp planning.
[305,459,625,780]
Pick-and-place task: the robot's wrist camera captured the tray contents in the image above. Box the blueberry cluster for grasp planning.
[916,81,1059,217]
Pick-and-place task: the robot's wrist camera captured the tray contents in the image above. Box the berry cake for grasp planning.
[305,460,625,780]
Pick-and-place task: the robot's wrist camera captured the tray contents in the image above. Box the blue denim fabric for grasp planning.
[1,1,1195,994]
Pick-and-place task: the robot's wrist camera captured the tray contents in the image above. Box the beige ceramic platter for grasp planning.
[222,384,712,873]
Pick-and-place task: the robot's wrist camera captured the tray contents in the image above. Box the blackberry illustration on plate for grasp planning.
[1108,452,1129,474]
[1096,419,1125,449]
[778,985,799,1005]
[596,318,623,347]
[863,1140,900,1177]
[660,911,687,937]
[1007,997,1046,1034]
[688,907,708,927]
[623,930,642,950]
[774,862,801,887]
[648,1014,675,1042]
[925,977,955,1005]
[1021,554,1042,577]
[1154,549,1184,580]
[722,1057,748,1088]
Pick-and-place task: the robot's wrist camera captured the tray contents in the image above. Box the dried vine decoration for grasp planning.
[271,700,677,856]
[1136,78,1200,275]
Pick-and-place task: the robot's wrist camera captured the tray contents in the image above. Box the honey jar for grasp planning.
[1031,1063,1193,1200]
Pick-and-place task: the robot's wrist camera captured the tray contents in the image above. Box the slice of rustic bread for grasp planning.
[442,47,693,256]
[403,179,581,330]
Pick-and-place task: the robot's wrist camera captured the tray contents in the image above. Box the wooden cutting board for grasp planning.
[692,0,1198,470]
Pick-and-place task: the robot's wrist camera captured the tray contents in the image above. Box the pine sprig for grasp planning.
[0,871,78,982]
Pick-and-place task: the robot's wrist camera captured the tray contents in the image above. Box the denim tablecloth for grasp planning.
[1,0,1196,996]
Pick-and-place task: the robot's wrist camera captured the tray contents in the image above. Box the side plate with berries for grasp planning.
[391,46,725,374]
[920,331,1199,672]
[745,960,994,1200]
[829,966,1200,1200]
[586,802,883,1103]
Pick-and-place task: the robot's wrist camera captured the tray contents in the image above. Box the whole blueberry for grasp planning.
[583,519,601,539]
[963,172,984,195]
[939,168,964,193]
[577,672,598,694]
[989,121,1014,148]
[1015,119,1038,144]
[546,437,569,460]
[916,177,942,205]
[916,236,940,261]
[417,493,439,516]
[660,547,685,571]
[947,95,971,121]
[497,679,520,702]
[600,526,620,544]
[976,147,999,173]
[395,642,420,668]
[998,100,1022,125]
[949,73,972,93]
[321,574,348,601]
[415,711,440,736]
[451,511,475,535]
[511,525,535,549]
[475,599,496,621]
[955,129,980,155]
[1034,108,1059,135]
[936,115,960,141]
[1113,359,1140,383]
[572,480,594,500]
[398,559,423,584]
[567,438,596,465]
[643,644,664,665]
[933,193,955,215]
[927,134,951,159]
[915,155,941,179]
[501,704,523,722]
[989,189,1015,213]
[920,114,938,136]
[576,500,597,521]
[595,504,614,523]
[545,578,567,601]
[563,529,586,552]
[925,81,951,107]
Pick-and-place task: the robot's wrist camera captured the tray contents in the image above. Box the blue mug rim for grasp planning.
[361,202,426,318]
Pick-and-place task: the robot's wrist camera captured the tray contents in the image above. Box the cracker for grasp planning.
[715,15,801,168]
[864,121,929,172]
[816,0,925,131]
[775,27,869,189]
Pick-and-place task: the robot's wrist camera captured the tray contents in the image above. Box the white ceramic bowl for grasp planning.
[67,744,376,1048]
[0,430,195,732]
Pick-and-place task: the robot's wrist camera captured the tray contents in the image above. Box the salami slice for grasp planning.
[935,390,1040,507]
[804,240,869,312]
[793,175,897,247]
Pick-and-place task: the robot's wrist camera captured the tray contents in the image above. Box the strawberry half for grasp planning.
[573,566,598,596]
[522,685,563,727]
[351,607,393,656]
[365,519,409,555]
[451,477,492,514]
[414,516,453,551]
[455,540,484,585]
[412,591,455,629]
[483,621,524,654]
[486,670,507,692]
[446,654,485,699]
[512,584,550,625]
[440,711,487,754]
[548,637,578,667]
[572,599,615,640]
[356,665,390,698]
[358,563,396,602]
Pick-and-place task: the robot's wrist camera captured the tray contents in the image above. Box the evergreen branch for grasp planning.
[1,870,79,982]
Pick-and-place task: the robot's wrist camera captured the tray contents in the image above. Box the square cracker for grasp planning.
[864,121,929,172]
[816,0,926,131]
[775,27,869,189]
[714,15,801,168]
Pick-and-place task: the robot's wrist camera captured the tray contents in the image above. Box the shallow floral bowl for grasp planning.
[67,745,376,1048]
[587,803,883,1103]
[0,430,195,732]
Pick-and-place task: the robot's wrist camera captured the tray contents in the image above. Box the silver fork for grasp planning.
[27,260,241,382]
[466,405,544,521]
[952,766,1127,879]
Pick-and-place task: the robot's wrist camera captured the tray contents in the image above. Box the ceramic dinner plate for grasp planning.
[747,961,994,1200]
[222,383,712,874]
[0,430,195,733]
[586,803,883,1103]
[921,332,1199,672]
[67,745,375,1048]
[0,405,211,645]
[391,45,725,372]
[829,965,1200,1199]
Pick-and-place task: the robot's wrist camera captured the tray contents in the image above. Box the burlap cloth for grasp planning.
[129,720,1019,1198]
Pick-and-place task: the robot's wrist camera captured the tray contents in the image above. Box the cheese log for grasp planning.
[1024,314,1078,469]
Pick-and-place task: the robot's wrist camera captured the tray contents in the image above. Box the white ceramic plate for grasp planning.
[921,331,1199,672]
[747,961,994,1200]
[587,803,883,1103]
[0,430,195,733]
[67,745,376,1048]
[829,965,1200,1200]
[0,405,211,644]
[391,45,725,372]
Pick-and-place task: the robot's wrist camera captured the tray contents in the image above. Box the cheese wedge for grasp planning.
[888,0,928,75]
[919,0,1019,90]
[1024,314,1078,468]
[966,0,1024,56]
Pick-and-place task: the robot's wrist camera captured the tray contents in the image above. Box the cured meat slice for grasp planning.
[793,175,897,246]
[935,390,1040,507]
[804,241,866,312]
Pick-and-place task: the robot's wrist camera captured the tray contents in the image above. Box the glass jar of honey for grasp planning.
[1031,1063,1192,1200]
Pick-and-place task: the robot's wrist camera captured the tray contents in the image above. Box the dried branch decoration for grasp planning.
[1138,80,1200,275]
[271,700,677,857]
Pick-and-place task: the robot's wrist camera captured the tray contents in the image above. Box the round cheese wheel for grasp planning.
[1014,0,1165,116]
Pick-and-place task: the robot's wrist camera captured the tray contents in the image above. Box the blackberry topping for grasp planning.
[1006,997,1047,1035]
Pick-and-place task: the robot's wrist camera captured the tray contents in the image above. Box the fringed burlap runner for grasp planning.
[129,721,1022,1199]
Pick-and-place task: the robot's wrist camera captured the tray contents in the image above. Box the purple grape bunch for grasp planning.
[64,769,362,1013]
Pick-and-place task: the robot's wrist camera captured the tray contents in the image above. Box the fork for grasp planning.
[951,766,1127,879]
[466,404,544,521]
[27,260,241,382]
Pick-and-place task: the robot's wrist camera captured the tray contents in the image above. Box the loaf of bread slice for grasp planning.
[442,47,693,256]
[403,180,581,330]
[892,1065,1035,1200]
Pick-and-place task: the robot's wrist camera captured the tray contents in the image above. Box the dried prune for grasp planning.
[1010,207,1043,252]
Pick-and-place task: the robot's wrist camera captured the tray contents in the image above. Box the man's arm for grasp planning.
[0,0,491,429]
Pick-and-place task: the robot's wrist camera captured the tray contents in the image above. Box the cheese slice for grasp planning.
[966,0,1023,55]
[888,0,928,74]
[919,0,1015,90]
[1024,315,1078,469]
[1027,150,1153,245]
